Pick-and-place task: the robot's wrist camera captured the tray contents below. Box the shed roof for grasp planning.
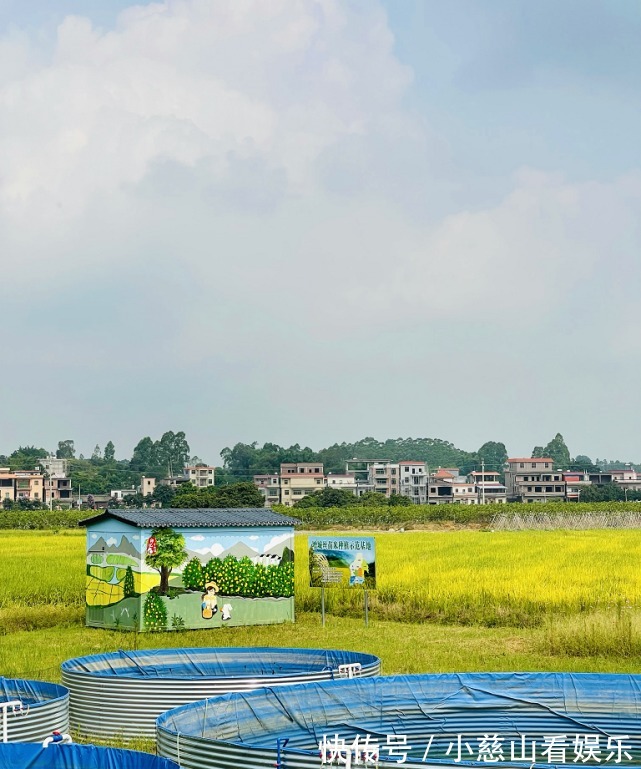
[80,508,300,529]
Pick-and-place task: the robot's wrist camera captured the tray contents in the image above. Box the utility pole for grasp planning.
[481,459,486,505]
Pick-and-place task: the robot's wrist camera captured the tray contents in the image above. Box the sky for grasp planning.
[1,0,640,464]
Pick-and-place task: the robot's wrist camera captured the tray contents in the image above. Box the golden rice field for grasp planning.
[3,529,641,624]
[2,528,641,685]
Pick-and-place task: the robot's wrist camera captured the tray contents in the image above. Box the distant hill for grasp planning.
[89,534,140,558]
[220,436,483,477]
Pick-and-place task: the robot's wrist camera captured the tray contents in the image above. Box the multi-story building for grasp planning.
[45,475,73,506]
[0,469,14,503]
[254,474,281,507]
[37,456,69,477]
[505,458,565,502]
[159,475,189,489]
[562,471,591,501]
[111,488,138,501]
[325,473,357,493]
[183,465,215,488]
[427,481,454,504]
[590,468,641,497]
[279,463,324,507]
[140,476,157,497]
[468,471,507,504]
[0,468,44,502]
[367,462,400,499]
[399,461,428,504]
[449,480,478,504]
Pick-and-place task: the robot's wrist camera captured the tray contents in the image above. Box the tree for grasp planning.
[130,437,156,472]
[535,433,571,470]
[173,482,264,509]
[104,441,115,462]
[293,487,354,509]
[389,492,412,507]
[122,492,145,507]
[91,444,102,462]
[152,484,176,506]
[123,566,135,598]
[476,441,508,473]
[8,446,48,470]
[212,482,264,508]
[182,558,205,591]
[359,491,389,507]
[56,440,76,459]
[157,431,190,476]
[570,455,601,473]
[143,592,167,631]
[145,527,188,595]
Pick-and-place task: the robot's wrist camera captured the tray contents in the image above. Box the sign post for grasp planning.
[308,536,376,626]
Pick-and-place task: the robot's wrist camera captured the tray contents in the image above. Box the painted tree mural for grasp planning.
[145,527,188,595]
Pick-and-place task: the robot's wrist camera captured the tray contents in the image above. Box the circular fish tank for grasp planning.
[62,646,381,738]
[157,672,641,769]
[0,678,68,743]
[0,743,178,769]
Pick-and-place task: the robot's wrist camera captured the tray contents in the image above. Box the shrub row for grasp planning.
[0,509,86,529]
[292,500,641,528]
[1,500,640,530]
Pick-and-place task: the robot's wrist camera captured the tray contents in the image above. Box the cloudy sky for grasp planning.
[1,0,639,463]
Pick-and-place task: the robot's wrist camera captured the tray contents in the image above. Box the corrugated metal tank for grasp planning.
[0,678,68,743]
[62,646,381,739]
[156,672,641,769]
[0,743,179,769]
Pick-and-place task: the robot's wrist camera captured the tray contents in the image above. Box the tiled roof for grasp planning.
[507,457,554,463]
[80,508,300,529]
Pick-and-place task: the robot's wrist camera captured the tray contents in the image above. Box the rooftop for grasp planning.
[80,508,300,529]
[507,457,554,463]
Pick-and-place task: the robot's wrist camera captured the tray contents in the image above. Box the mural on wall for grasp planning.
[86,528,295,631]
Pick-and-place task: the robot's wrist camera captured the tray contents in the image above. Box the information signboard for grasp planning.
[308,536,376,590]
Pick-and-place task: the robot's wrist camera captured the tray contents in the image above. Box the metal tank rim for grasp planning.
[0,678,69,743]
[156,672,641,769]
[61,646,381,679]
[62,646,382,740]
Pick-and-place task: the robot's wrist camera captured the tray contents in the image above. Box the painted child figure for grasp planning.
[201,581,219,619]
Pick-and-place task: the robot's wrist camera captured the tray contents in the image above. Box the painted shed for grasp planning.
[80,508,299,632]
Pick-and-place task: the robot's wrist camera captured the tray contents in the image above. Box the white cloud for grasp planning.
[189,535,205,541]
[0,0,410,228]
[0,0,639,460]
[262,533,291,552]
[193,543,225,557]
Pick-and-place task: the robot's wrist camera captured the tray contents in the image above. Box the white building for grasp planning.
[184,465,215,488]
[399,461,428,504]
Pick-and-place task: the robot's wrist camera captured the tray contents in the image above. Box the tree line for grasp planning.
[1,431,639,501]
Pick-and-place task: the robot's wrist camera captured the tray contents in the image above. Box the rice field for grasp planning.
[3,529,641,627]
[1,528,641,687]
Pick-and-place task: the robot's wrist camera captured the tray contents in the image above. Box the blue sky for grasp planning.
[0,1,639,463]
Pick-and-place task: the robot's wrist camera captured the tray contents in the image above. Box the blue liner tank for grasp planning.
[0,678,68,742]
[62,646,381,739]
[0,743,178,769]
[157,672,641,769]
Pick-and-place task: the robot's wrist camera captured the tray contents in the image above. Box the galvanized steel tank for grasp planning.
[0,678,68,743]
[62,646,381,739]
[156,672,641,769]
[0,743,179,769]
